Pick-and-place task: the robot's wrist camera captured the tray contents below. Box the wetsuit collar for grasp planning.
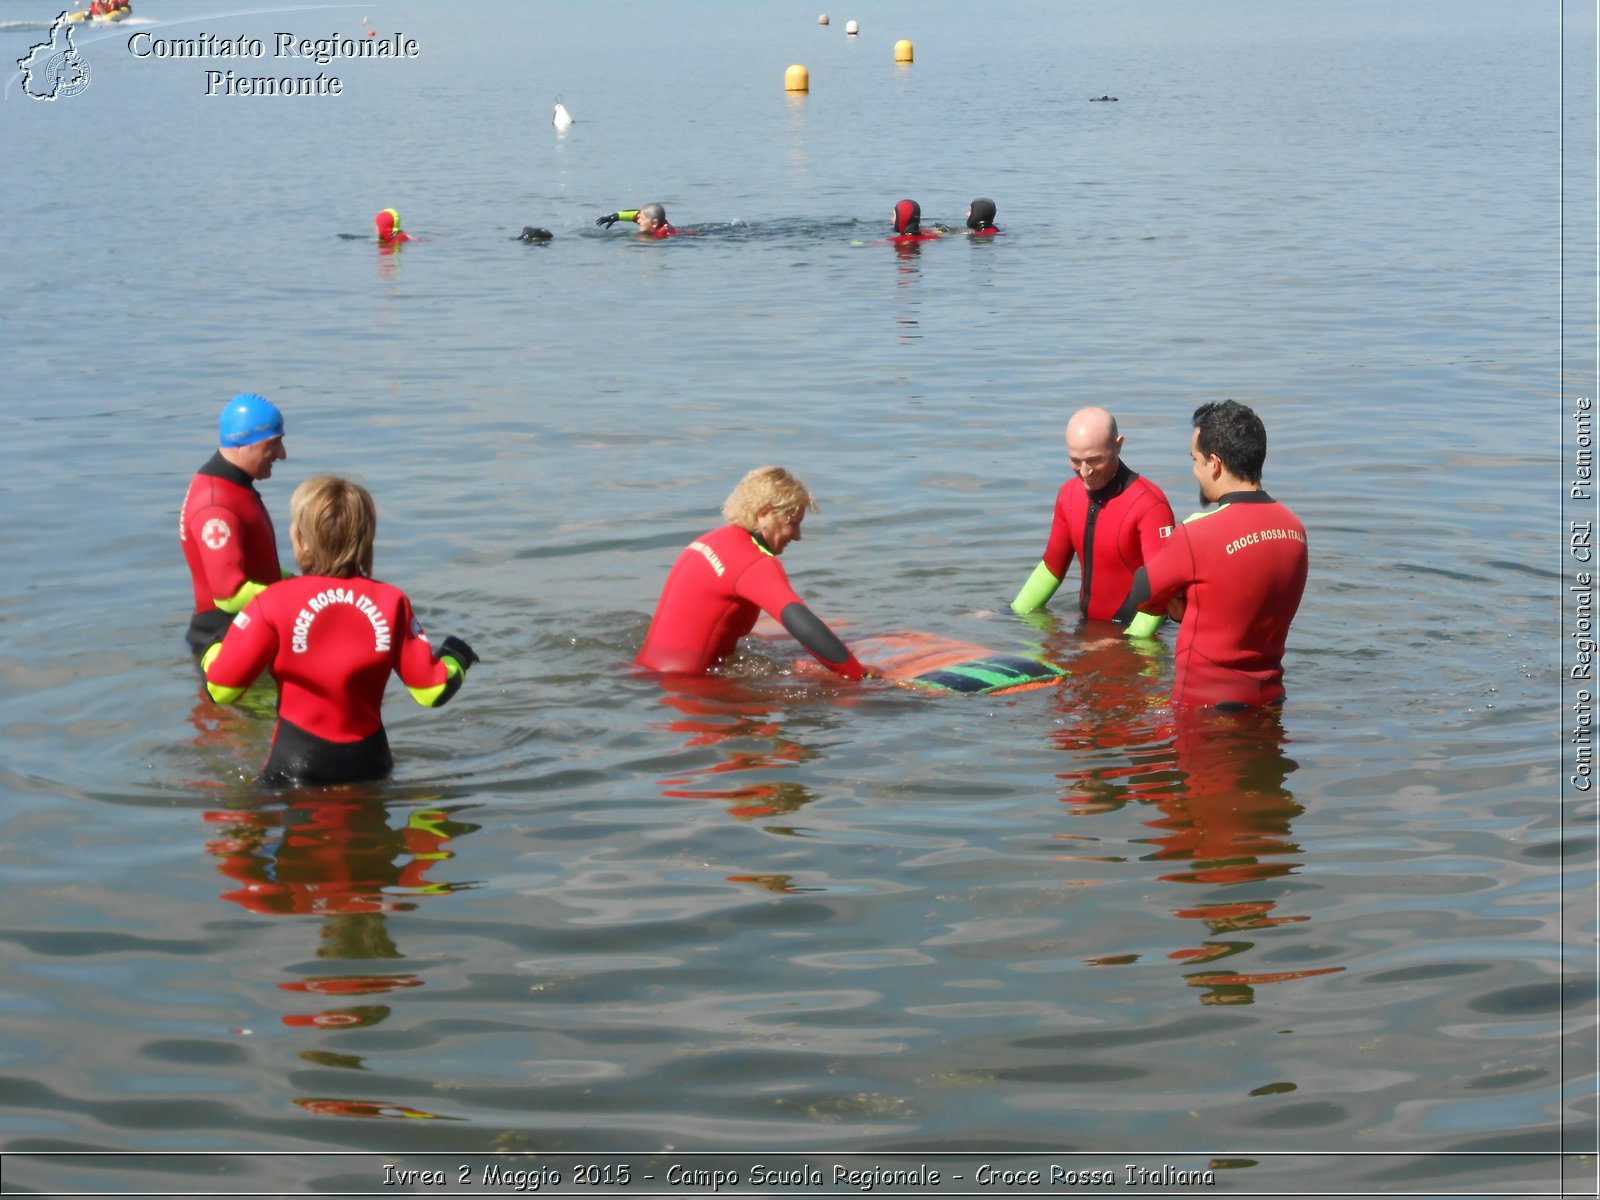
[1086,460,1135,503]
[199,450,256,490]
[1215,488,1273,505]
[748,528,775,556]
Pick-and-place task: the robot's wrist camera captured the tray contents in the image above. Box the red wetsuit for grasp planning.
[180,452,283,649]
[1039,462,1175,620]
[1141,491,1308,707]
[205,574,462,784]
[637,524,865,679]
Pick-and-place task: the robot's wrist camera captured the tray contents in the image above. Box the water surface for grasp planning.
[0,0,1591,1195]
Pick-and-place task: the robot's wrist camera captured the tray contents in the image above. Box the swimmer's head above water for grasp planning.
[966,197,997,232]
[374,208,409,244]
[892,198,921,235]
[518,226,553,242]
[635,203,669,234]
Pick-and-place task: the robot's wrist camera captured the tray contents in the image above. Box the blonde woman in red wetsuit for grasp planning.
[636,466,867,679]
[203,476,478,785]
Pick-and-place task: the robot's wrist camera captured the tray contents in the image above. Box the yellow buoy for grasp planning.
[894,39,913,63]
[785,63,810,92]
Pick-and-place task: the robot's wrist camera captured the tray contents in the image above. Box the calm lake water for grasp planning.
[1,0,1593,1195]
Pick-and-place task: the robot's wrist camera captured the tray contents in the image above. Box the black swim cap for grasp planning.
[519,226,553,242]
[967,198,996,231]
[893,199,921,235]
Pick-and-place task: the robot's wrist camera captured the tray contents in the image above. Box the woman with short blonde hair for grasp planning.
[638,465,865,680]
[721,466,817,529]
[203,475,478,786]
[289,475,376,579]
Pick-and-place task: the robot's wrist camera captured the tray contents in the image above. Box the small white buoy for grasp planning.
[552,99,573,130]
[845,19,859,35]
[818,13,829,24]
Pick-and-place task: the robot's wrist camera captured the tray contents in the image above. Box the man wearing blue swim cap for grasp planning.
[180,393,290,652]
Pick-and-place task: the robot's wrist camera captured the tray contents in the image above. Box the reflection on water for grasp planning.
[201,795,480,1120]
[1147,706,1342,1005]
[653,676,819,822]
[1043,626,1342,1005]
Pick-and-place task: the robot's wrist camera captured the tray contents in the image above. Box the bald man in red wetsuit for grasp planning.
[1012,406,1176,627]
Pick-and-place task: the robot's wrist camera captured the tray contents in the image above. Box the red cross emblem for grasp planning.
[201,518,232,550]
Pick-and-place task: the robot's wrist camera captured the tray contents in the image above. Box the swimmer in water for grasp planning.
[595,203,678,238]
[375,208,413,245]
[517,226,553,242]
[889,199,944,244]
[202,474,479,786]
[966,197,999,236]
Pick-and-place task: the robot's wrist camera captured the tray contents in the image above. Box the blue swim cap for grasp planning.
[219,393,284,448]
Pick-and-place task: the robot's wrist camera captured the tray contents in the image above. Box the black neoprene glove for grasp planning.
[438,635,479,671]
[595,212,620,229]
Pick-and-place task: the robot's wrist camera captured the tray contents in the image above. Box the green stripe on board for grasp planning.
[910,655,1066,695]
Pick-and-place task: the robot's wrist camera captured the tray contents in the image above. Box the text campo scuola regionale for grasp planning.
[380,1162,1220,1191]
[126,31,419,95]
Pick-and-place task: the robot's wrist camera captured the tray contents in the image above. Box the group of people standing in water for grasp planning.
[179,386,1307,789]
[372,197,1002,247]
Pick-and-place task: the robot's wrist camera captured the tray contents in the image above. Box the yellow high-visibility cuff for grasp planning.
[215,579,269,615]
[406,657,463,708]
[1125,610,1165,639]
[1010,561,1062,613]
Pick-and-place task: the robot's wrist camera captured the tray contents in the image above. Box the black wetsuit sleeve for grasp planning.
[780,602,866,679]
[1112,566,1153,625]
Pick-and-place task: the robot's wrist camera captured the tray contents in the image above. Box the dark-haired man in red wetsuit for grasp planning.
[181,392,288,651]
[637,466,867,679]
[1012,406,1175,627]
[1134,399,1307,708]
